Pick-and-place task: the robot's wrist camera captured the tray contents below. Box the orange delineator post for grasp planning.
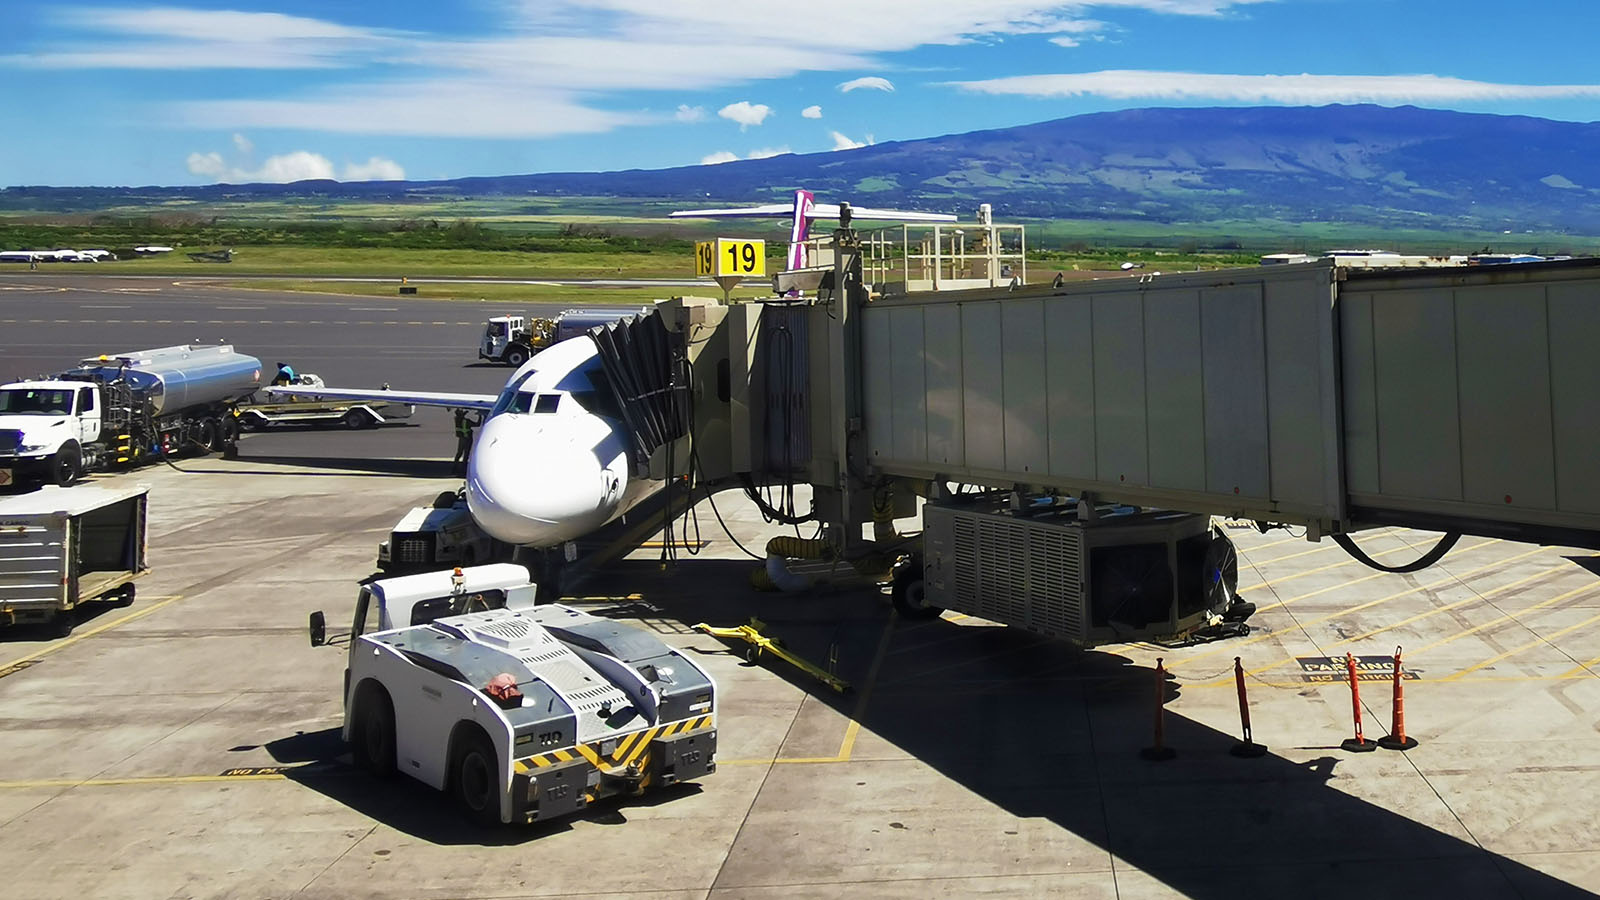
[1230,656,1267,757]
[1379,645,1419,751]
[1341,651,1377,752]
[1140,657,1177,761]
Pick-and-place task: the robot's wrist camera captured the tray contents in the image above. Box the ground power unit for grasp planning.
[921,498,1239,646]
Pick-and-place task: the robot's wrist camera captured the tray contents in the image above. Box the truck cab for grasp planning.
[0,381,102,486]
[479,316,527,366]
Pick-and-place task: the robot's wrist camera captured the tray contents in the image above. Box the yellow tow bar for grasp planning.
[693,618,850,694]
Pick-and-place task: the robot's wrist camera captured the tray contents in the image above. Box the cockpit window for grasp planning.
[489,371,536,417]
[534,394,561,414]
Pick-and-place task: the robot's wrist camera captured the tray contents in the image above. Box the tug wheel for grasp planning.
[451,730,501,826]
[351,683,396,778]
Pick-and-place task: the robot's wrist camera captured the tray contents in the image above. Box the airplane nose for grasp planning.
[465,414,608,546]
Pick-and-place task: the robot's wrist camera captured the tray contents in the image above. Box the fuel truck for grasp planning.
[0,345,262,487]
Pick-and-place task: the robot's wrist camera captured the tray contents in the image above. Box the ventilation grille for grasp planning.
[947,510,1085,641]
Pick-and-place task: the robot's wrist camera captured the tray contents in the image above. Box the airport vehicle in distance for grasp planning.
[0,483,148,634]
[0,345,261,487]
[376,491,495,573]
[237,374,415,431]
[324,564,718,825]
[478,307,652,367]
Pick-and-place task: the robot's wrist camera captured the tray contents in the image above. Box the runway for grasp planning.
[0,272,659,459]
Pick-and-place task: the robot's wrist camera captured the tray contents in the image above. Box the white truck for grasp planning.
[0,483,149,635]
[315,564,718,825]
[376,490,497,573]
[0,345,261,487]
[478,306,654,366]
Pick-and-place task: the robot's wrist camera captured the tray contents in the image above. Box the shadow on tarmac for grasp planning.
[263,725,704,846]
[260,556,1596,895]
[214,455,458,478]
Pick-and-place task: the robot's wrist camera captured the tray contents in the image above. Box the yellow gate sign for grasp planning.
[695,238,765,278]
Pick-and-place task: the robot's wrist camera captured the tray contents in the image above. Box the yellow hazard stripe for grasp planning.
[514,715,717,773]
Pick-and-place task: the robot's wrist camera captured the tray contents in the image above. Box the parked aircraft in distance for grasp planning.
[670,189,955,270]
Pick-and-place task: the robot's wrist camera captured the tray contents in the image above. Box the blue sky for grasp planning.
[3,0,1599,186]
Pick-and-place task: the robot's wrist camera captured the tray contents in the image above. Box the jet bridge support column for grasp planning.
[808,225,876,550]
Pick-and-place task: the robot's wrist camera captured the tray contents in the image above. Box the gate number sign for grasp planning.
[695,238,765,278]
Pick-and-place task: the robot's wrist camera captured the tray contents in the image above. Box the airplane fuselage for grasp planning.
[465,336,660,548]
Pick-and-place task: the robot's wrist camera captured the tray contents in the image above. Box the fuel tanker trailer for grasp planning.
[0,345,262,487]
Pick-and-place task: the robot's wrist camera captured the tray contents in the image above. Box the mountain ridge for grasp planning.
[7,104,1600,232]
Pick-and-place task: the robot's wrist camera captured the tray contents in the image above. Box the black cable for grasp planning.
[1333,531,1461,573]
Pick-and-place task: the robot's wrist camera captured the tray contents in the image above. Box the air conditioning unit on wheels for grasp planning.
[920,497,1239,647]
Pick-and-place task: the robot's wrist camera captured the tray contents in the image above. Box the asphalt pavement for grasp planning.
[0,271,649,460]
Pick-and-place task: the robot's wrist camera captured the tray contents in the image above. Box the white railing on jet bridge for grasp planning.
[796,222,1027,295]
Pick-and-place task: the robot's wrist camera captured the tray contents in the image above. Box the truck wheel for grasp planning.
[890,556,942,620]
[196,419,219,454]
[505,346,529,368]
[351,683,397,778]
[50,443,82,487]
[451,729,502,826]
[52,613,74,638]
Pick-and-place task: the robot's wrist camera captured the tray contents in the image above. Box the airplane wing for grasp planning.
[264,386,498,411]
[668,204,794,218]
[809,203,957,223]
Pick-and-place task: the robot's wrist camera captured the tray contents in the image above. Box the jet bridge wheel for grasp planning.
[451,728,501,826]
[890,555,942,620]
[351,682,397,778]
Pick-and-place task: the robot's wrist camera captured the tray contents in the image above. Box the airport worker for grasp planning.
[272,361,297,386]
[453,409,473,472]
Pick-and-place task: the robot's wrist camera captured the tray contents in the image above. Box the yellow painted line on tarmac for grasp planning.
[1240,532,1438,594]
[1168,542,1539,672]
[0,594,186,671]
[1242,529,1395,570]
[1403,581,1599,659]
[1216,563,1571,684]
[1440,596,1600,682]
[0,772,290,789]
[723,611,899,767]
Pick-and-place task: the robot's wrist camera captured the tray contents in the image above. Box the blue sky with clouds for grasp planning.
[3,0,1599,186]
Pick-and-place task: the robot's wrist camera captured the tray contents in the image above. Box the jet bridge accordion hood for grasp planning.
[588,310,689,474]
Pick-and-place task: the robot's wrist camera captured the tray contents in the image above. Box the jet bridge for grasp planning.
[653,218,1600,645]
[851,257,1600,549]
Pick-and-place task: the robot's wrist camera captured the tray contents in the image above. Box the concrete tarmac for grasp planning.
[1,273,1598,899]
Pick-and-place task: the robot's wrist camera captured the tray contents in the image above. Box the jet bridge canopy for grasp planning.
[858,258,1600,547]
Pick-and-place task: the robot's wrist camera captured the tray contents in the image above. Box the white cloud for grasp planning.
[11,2,1275,140]
[801,104,823,119]
[675,104,707,122]
[718,100,772,129]
[830,130,874,150]
[699,147,790,165]
[1049,36,1082,47]
[342,157,406,181]
[838,76,894,93]
[186,146,402,183]
[13,8,398,69]
[948,70,1600,104]
[231,132,253,154]
[184,151,226,178]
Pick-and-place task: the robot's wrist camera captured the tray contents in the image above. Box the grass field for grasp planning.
[226,279,699,305]
[68,246,716,279]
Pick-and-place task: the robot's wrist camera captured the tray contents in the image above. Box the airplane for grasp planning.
[270,197,958,559]
[266,332,648,551]
[669,189,955,271]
